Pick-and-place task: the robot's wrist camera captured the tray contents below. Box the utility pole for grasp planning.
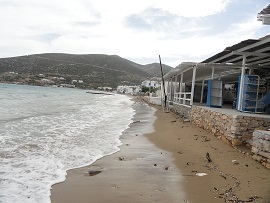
[159,55,167,108]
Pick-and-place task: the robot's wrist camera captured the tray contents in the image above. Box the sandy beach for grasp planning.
[51,99,270,203]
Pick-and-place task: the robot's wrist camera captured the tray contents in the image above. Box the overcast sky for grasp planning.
[0,0,269,67]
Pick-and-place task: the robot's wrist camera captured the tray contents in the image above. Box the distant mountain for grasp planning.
[140,63,173,77]
[0,53,173,88]
[111,55,172,77]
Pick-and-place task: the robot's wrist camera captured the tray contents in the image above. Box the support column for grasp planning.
[200,80,205,103]
[237,55,246,111]
[174,75,177,102]
[180,73,183,104]
[212,66,215,79]
[169,78,173,101]
[190,65,197,106]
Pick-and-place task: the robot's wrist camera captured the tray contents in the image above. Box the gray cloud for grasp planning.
[124,8,208,40]
[33,33,62,43]
[124,8,177,30]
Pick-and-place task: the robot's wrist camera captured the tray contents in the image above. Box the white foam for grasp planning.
[0,85,135,203]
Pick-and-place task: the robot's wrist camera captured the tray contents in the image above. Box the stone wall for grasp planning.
[252,130,270,169]
[168,104,270,168]
[191,106,270,146]
[171,104,192,120]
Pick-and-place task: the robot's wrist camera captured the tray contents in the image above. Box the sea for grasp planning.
[0,84,154,203]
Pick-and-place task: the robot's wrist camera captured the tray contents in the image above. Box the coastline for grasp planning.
[51,98,270,203]
[51,98,187,202]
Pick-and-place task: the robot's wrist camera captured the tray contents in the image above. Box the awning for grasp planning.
[164,34,270,83]
[164,62,241,83]
[202,35,270,73]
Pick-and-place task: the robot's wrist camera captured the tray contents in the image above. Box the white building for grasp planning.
[117,85,141,94]
[41,78,52,84]
[71,79,83,84]
[141,79,160,88]
[98,87,113,91]
[257,4,270,25]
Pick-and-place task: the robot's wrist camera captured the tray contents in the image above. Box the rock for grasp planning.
[204,137,211,142]
[183,119,190,122]
[252,154,263,162]
[266,162,270,170]
[119,157,124,161]
[87,170,102,176]
[232,160,239,165]
[232,139,242,146]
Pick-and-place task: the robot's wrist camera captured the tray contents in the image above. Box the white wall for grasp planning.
[141,80,160,88]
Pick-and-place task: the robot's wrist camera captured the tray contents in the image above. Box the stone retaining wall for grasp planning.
[171,104,192,120]
[191,106,270,146]
[252,130,270,169]
[170,105,270,169]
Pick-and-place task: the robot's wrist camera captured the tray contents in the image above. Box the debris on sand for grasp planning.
[196,173,208,176]
[206,152,212,163]
[119,157,125,161]
[177,151,183,154]
[87,170,102,176]
[232,160,239,165]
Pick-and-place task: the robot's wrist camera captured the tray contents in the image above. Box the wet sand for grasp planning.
[51,100,270,203]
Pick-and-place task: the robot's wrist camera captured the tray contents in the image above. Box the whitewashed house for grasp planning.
[141,78,160,88]
[116,85,141,94]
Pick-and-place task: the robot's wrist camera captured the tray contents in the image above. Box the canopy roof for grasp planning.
[202,35,270,68]
[164,35,270,83]
[164,62,241,83]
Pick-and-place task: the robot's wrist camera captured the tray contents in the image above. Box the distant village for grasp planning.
[0,71,161,95]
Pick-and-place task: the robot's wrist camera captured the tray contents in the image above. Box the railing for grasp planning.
[173,92,192,106]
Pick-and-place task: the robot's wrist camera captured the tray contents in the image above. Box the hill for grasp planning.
[0,53,173,88]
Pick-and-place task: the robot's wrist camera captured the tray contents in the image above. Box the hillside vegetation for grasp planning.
[0,53,172,88]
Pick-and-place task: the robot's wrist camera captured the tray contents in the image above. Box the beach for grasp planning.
[51,99,270,203]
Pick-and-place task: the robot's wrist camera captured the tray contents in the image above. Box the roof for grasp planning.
[164,35,270,83]
[257,4,270,24]
[164,62,241,83]
[202,35,270,76]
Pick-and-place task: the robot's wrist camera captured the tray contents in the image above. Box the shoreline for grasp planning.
[51,98,270,203]
[51,98,187,202]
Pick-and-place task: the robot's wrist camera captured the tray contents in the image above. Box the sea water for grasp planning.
[0,84,135,203]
